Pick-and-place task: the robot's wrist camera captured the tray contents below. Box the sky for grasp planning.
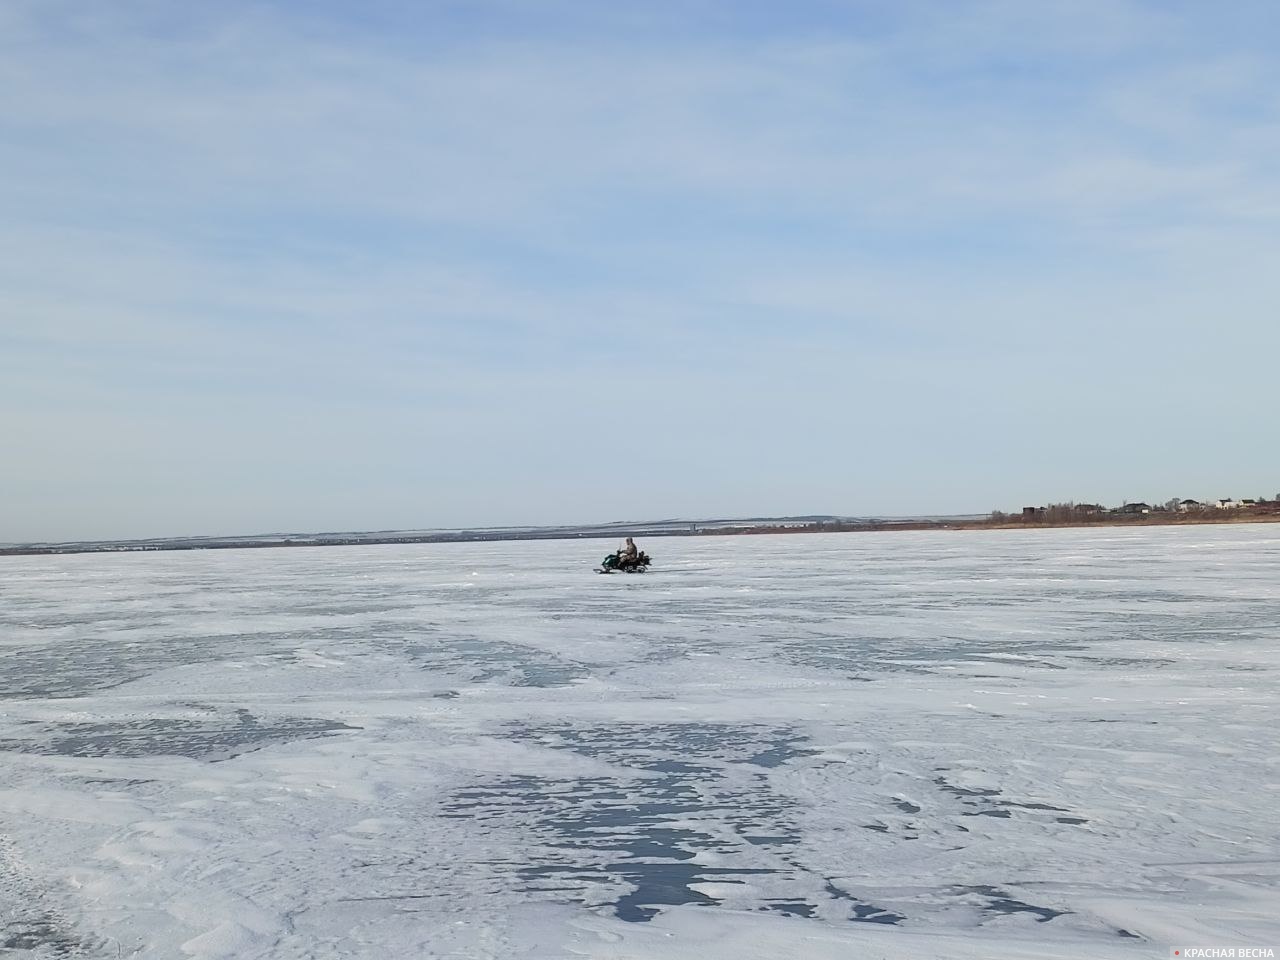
[3,0,1279,543]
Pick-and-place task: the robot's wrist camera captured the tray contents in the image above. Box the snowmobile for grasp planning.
[597,550,651,574]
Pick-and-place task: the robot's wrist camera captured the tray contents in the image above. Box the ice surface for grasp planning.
[2,526,1279,958]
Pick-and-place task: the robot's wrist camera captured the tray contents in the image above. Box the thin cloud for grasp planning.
[2,0,1278,540]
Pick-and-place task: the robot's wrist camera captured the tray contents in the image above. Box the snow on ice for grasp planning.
[1,525,1279,958]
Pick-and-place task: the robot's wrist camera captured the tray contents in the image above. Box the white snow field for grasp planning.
[2,526,1278,959]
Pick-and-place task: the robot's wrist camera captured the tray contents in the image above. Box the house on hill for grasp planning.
[1121,502,1152,514]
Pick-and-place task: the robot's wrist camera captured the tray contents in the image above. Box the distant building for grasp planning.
[1022,506,1044,519]
[1178,499,1202,512]
[1121,502,1151,514]
[1075,504,1104,514]
[1216,498,1243,509]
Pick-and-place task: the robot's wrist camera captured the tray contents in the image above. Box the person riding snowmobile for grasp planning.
[601,537,648,572]
[618,537,639,567]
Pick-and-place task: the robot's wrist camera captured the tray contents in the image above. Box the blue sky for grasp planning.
[3,0,1279,542]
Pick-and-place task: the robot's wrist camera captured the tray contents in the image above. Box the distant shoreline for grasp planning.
[4,510,1278,557]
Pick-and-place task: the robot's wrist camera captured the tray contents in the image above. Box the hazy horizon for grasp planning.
[4,1,1278,543]
[6,508,988,547]
[9,501,1275,549]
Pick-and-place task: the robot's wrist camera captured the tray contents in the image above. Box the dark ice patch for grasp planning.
[959,885,1067,922]
[0,917,88,956]
[933,775,1000,799]
[764,901,816,918]
[932,774,1083,824]
[442,722,817,922]
[736,743,822,768]
[780,634,1086,676]
[0,708,354,761]
[823,881,904,924]
[528,722,816,770]
[743,833,800,846]
[608,865,771,923]
[398,636,588,688]
[0,634,296,699]
[851,903,905,924]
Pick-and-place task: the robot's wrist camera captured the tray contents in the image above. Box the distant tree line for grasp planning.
[991,502,1103,523]
[992,496,1280,524]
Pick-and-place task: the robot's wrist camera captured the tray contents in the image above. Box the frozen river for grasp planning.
[2,526,1278,959]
